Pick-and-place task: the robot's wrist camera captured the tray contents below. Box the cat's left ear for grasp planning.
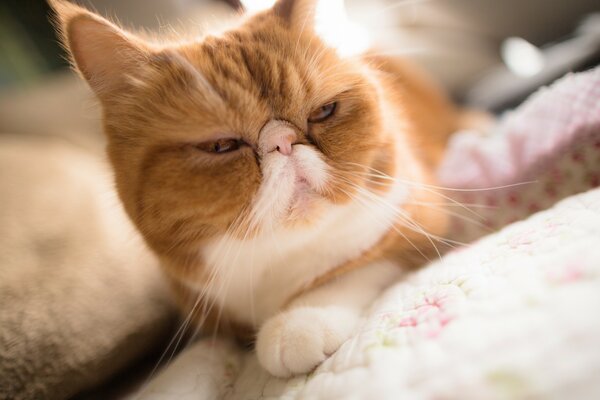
[273,0,318,30]
[49,0,151,99]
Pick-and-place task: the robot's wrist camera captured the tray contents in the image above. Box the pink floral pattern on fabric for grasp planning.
[438,68,600,244]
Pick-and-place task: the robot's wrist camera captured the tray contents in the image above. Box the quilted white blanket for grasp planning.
[133,69,600,399]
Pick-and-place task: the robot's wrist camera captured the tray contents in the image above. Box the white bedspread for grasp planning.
[135,186,600,400]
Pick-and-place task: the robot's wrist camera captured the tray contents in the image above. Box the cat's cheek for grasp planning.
[255,306,359,377]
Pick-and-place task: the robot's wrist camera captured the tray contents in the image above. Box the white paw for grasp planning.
[255,306,358,377]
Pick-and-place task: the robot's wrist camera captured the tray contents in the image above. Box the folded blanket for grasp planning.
[0,135,176,400]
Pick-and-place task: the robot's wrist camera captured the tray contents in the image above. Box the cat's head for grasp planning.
[51,0,441,269]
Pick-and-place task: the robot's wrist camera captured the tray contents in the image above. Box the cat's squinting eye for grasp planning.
[197,138,245,154]
[308,102,337,123]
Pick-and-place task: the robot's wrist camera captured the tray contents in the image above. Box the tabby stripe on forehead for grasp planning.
[277,59,290,100]
[257,51,274,100]
[197,45,248,109]
[238,47,258,95]
[215,50,246,90]
[201,43,229,101]
[239,47,273,100]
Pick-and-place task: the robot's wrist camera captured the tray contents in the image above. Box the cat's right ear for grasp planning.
[49,0,150,98]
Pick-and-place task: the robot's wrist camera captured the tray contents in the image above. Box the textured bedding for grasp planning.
[133,69,600,399]
[136,187,600,400]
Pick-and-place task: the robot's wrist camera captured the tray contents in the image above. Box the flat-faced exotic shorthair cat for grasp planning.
[51,0,461,377]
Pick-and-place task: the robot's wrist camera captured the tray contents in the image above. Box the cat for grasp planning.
[50,0,459,377]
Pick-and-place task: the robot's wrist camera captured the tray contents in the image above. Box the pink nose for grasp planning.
[259,120,298,156]
[268,133,295,155]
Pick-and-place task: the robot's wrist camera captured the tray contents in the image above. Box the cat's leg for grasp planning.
[255,261,401,377]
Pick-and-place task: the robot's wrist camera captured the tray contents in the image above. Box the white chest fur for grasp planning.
[200,179,407,327]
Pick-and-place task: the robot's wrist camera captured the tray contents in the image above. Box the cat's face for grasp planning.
[52,0,398,259]
[119,23,388,252]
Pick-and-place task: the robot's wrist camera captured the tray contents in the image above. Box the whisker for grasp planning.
[331,167,486,226]
[406,201,498,209]
[408,201,493,231]
[336,185,432,262]
[356,185,445,260]
[205,212,252,346]
[168,212,249,368]
[337,162,526,220]
[343,161,537,192]
[133,293,204,399]
[332,173,463,256]
[331,171,447,252]
[134,216,246,397]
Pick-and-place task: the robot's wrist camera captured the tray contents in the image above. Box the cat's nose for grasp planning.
[259,120,298,156]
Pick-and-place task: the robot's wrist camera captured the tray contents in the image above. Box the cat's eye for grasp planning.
[197,138,244,154]
[308,102,337,123]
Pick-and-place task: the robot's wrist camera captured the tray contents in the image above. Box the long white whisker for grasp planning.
[134,291,203,399]
[335,184,432,261]
[343,161,537,192]
[406,201,498,209]
[177,208,251,360]
[355,184,444,259]
[206,213,252,345]
[332,173,459,256]
[408,201,493,231]
[338,162,503,220]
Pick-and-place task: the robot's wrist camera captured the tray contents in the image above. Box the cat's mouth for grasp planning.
[285,172,324,223]
[292,175,313,201]
[252,143,330,228]
[295,175,310,189]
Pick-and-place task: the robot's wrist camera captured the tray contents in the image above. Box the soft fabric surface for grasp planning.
[133,68,600,399]
[439,67,600,243]
[0,136,176,400]
[135,187,600,399]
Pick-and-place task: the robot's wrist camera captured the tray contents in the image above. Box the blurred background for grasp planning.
[1,0,600,146]
[1,0,600,103]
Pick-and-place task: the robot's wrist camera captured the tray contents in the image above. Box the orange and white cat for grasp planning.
[51,0,458,377]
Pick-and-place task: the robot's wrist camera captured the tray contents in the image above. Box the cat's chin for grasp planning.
[283,178,327,226]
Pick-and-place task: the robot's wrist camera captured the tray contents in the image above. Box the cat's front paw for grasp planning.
[255,306,358,377]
